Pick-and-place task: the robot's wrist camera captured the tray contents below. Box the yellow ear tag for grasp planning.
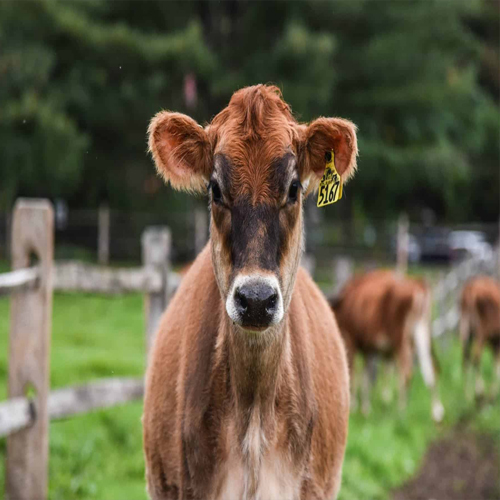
[317,150,342,207]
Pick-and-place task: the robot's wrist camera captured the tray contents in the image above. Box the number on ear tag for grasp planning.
[317,150,343,207]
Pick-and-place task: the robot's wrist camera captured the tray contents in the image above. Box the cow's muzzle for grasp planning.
[226,275,284,331]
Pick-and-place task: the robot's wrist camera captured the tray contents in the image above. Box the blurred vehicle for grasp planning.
[390,233,422,263]
[449,230,493,262]
[406,234,422,263]
[419,228,452,262]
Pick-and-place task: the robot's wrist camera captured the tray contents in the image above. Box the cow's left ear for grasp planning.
[299,117,358,191]
[148,111,212,193]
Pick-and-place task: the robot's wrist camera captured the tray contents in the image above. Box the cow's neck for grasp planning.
[218,317,288,500]
[224,315,288,420]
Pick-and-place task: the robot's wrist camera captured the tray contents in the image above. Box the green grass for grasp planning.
[0,292,499,500]
[0,293,147,500]
[341,338,500,500]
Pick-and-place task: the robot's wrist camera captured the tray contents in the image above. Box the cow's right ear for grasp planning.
[297,117,358,194]
[148,111,212,193]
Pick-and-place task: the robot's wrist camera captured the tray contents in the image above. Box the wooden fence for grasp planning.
[0,199,179,500]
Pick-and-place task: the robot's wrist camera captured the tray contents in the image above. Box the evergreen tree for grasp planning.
[0,1,214,210]
[0,0,497,222]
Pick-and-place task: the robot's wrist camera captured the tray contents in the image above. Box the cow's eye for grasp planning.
[288,180,300,203]
[211,181,223,204]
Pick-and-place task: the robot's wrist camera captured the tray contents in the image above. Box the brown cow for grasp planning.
[330,270,444,422]
[459,276,500,398]
[143,85,358,499]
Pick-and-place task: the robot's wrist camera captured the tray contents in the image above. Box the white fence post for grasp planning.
[6,199,54,500]
[5,210,12,260]
[301,253,316,277]
[333,256,354,296]
[142,227,171,360]
[98,204,110,265]
[396,213,409,275]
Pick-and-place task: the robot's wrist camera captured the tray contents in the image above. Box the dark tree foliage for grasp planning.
[0,0,498,222]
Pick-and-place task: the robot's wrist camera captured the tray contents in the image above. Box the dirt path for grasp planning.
[393,427,500,500]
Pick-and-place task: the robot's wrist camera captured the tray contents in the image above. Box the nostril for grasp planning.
[266,293,278,312]
[235,289,248,312]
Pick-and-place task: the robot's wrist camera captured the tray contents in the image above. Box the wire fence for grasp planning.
[1,202,498,275]
[0,206,206,265]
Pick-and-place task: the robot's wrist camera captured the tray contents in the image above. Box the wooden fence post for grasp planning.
[142,227,171,360]
[5,210,12,260]
[333,256,354,296]
[396,213,409,275]
[7,199,54,500]
[194,207,208,256]
[301,253,316,277]
[98,204,110,265]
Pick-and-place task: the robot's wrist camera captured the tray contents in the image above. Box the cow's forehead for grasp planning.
[213,143,297,205]
[208,85,299,157]
[207,85,301,204]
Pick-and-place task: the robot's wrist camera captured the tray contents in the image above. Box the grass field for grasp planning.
[0,291,499,500]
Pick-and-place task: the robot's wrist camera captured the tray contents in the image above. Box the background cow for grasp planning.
[460,276,500,399]
[330,270,444,422]
[143,85,358,499]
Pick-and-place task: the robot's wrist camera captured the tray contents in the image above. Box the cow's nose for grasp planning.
[234,283,278,328]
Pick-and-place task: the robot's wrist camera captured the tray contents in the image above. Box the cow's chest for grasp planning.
[214,420,302,500]
[216,450,301,500]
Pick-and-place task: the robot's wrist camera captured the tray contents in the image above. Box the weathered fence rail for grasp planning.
[0,378,144,438]
[1,262,181,297]
[52,261,181,295]
[0,198,179,500]
[0,396,33,438]
[0,267,39,296]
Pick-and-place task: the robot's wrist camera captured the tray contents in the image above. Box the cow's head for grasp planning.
[149,85,357,334]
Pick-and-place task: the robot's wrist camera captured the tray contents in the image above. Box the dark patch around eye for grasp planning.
[278,202,299,264]
[213,154,233,202]
[287,180,301,204]
[210,181,223,204]
[269,153,297,198]
[212,202,232,266]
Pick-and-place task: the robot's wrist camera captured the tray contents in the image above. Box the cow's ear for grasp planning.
[148,111,212,193]
[299,117,358,192]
